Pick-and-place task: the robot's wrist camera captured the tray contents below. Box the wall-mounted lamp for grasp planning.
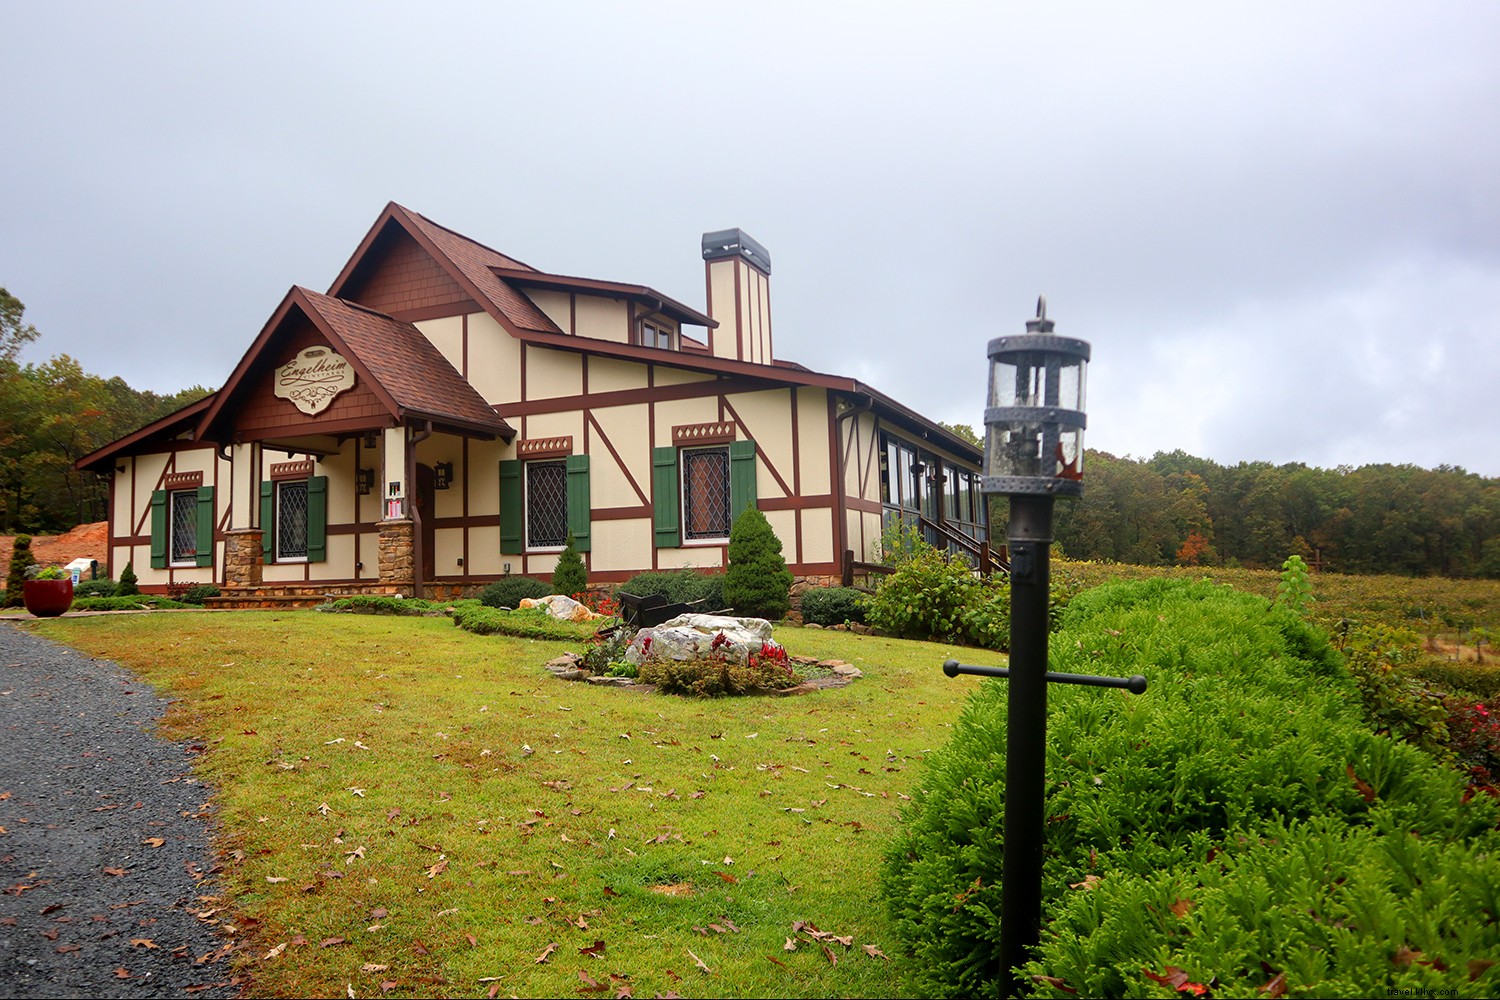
[357,468,375,495]
[363,432,378,449]
[434,461,454,490]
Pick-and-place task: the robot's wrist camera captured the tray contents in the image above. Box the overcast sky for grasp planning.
[4,2,1497,475]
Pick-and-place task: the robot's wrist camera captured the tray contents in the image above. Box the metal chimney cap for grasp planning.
[701,228,771,275]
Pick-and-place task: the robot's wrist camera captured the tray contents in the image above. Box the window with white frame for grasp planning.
[682,446,731,541]
[275,480,309,561]
[169,490,198,566]
[640,320,673,350]
[526,459,569,548]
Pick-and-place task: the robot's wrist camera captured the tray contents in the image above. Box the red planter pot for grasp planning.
[23,579,74,617]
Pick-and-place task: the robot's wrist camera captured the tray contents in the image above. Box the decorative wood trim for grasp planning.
[494,373,776,418]
[164,471,203,490]
[270,460,315,481]
[592,505,652,521]
[671,421,735,446]
[518,436,573,460]
[758,494,835,512]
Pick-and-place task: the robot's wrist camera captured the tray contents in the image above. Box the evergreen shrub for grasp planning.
[73,578,118,599]
[116,561,139,596]
[722,507,793,619]
[5,534,35,607]
[551,532,587,597]
[477,576,552,609]
[880,578,1500,998]
[799,586,867,626]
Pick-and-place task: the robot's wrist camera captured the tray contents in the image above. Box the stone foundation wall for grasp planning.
[223,529,263,587]
[378,520,414,587]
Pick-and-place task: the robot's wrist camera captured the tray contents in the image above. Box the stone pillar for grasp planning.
[223,529,263,587]
[379,519,414,590]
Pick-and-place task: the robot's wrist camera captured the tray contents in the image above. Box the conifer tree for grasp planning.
[724,507,793,620]
[551,532,588,598]
[116,560,139,597]
[5,534,35,606]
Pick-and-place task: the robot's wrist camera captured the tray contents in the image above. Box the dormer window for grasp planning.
[639,319,675,350]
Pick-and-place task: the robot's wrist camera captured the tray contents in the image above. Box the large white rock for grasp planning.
[626,613,775,666]
[519,594,606,622]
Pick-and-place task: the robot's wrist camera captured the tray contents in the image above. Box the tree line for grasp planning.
[0,288,210,534]
[1048,448,1500,578]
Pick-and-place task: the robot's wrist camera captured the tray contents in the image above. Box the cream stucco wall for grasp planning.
[588,403,649,509]
[587,357,647,393]
[467,311,520,404]
[526,290,572,334]
[415,315,465,379]
[592,518,653,572]
[573,296,629,343]
[527,348,582,399]
[652,397,719,448]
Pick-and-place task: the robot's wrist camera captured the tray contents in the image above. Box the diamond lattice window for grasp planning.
[527,460,568,548]
[170,490,197,565]
[277,481,309,560]
[683,447,731,540]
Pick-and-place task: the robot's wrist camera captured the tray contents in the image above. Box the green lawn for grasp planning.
[31,611,998,999]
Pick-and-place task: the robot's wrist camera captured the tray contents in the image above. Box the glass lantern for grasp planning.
[983,300,1090,497]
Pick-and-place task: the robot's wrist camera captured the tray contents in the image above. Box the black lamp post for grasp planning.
[943,298,1146,996]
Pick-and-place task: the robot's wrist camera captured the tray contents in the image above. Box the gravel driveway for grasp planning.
[0,623,241,998]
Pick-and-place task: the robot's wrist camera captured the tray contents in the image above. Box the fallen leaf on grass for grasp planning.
[535,942,559,964]
[426,858,448,879]
[361,963,389,973]
[766,955,790,970]
[102,867,128,877]
[265,943,287,959]
[784,937,797,952]
[412,938,430,956]
[863,944,889,960]
[320,936,347,948]
[688,949,711,973]
[579,969,607,993]
[266,877,289,884]
[822,944,837,966]
[580,940,605,956]
[716,872,738,884]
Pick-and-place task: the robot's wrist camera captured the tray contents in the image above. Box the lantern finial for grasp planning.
[1026,296,1055,334]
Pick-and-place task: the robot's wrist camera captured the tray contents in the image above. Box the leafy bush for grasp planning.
[32,566,66,580]
[5,534,34,607]
[799,586,867,626]
[449,603,593,641]
[477,576,553,609]
[639,637,801,696]
[618,569,726,611]
[1446,698,1500,784]
[1275,553,1315,615]
[880,579,1500,999]
[723,507,793,620]
[73,578,117,599]
[579,626,635,674]
[180,584,221,606]
[1335,621,1451,756]
[864,543,980,642]
[116,561,139,597]
[71,595,190,611]
[551,532,587,598]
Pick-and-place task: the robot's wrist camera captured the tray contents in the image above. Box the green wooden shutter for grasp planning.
[652,447,680,549]
[149,490,168,569]
[307,476,328,563]
[566,454,591,553]
[260,481,274,561]
[730,440,758,521]
[195,486,215,567]
[499,460,522,555]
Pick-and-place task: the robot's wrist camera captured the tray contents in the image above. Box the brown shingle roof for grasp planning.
[396,207,563,336]
[295,289,513,438]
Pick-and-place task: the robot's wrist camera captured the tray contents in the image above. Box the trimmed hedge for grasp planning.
[73,578,118,599]
[880,578,1500,998]
[799,586,867,626]
[71,596,190,611]
[324,595,459,616]
[449,604,594,641]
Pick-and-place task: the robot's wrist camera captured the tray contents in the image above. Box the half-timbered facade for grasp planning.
[78,204,988,604]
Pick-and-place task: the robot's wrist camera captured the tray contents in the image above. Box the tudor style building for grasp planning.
[78,204,990,604]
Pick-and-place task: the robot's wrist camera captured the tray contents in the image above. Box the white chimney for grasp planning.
[702,228,772,364]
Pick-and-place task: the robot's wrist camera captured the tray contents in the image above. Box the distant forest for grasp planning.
[0,288,211,535]
[1049,449,1500,579]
